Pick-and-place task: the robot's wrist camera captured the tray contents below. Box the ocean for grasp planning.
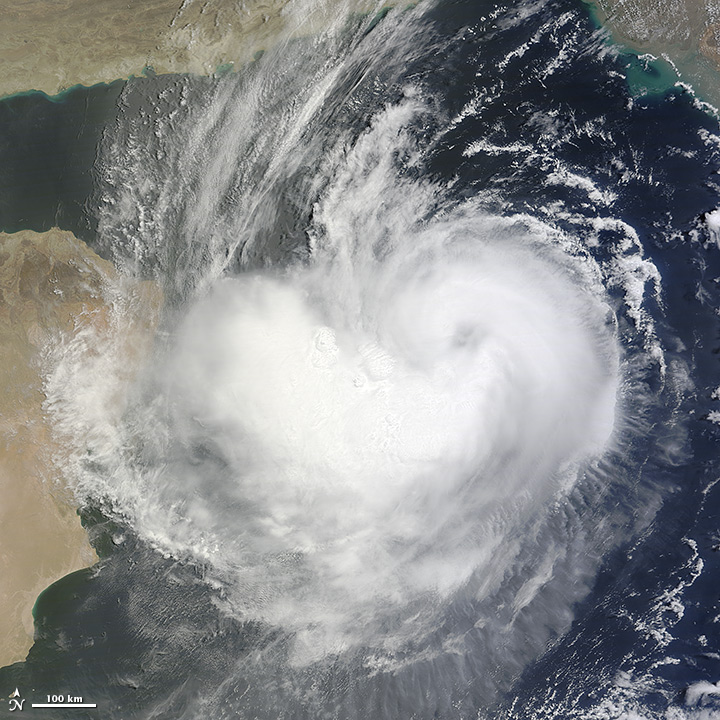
[2,0,720,717]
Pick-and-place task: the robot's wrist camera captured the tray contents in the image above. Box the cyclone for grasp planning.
[162,211,618,658]
[27,0,720,716]
[47,91,622,660]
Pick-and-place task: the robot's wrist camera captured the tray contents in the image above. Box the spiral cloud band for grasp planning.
[158,211,619,659]
[43,97,622,666]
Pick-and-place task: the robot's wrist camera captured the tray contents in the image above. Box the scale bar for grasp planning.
[32,703,97,708]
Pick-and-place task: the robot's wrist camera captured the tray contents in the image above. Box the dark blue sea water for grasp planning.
[0,82,124,240]
[2,0,720,718]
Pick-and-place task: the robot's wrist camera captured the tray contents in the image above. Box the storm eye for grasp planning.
[188,440,227,468]
[452,323,478,349]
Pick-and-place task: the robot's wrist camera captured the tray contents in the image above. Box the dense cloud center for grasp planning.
[162,219,618,657]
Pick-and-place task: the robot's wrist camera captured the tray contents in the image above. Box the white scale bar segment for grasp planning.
[32,703,97,708]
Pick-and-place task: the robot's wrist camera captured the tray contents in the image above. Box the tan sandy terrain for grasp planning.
[587,0,720,106]
[0,0,373,98]
[0,229,161,666]
[590,0,718,51]
[0,0,382,670]
[0,0,276,97]
[2,0,716,105]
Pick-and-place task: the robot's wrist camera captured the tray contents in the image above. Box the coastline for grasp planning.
[0,0,716,678]
[0,229,161,667]
[582,0,720,109]
[0,0,379,99]
[0,0,383,670]
[1,0,717,104]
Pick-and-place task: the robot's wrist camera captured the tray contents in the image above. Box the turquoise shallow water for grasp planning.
[582,0,720,110]
[622,51,680,97]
